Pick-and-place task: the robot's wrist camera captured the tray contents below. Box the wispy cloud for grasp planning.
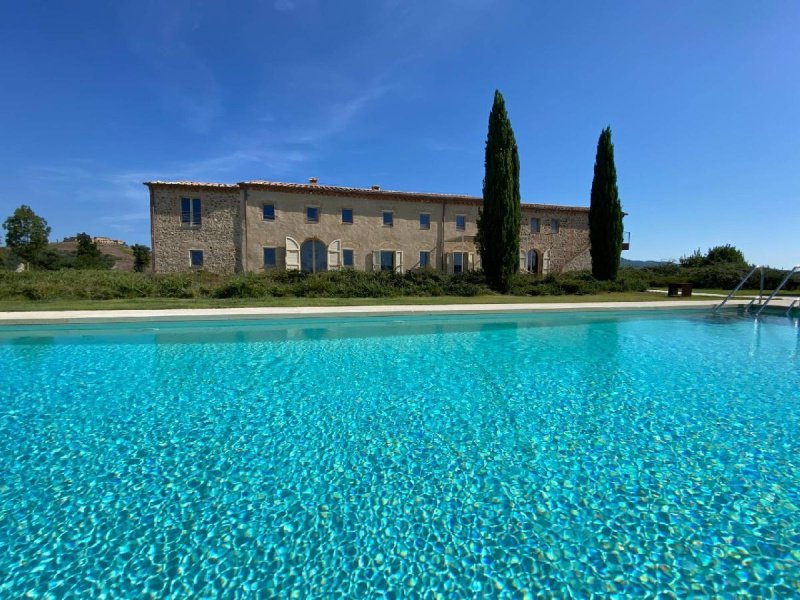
[292,81,394,145]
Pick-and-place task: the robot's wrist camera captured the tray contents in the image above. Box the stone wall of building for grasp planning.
[243,188,443,272]
[150,185,242,273]
[149,182,591,275]
[520,207,590,274]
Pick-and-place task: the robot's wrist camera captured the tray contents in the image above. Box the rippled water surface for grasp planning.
[1,311,799,597]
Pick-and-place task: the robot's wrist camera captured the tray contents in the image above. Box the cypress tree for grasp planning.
[476,90,521,293]
[589,127,623,280]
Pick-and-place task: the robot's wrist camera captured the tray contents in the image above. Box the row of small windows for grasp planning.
[191,248,534,274]
[187,199,558,233]
[529,217,559,233]
[262,204,468,230]
[259,247,434,270]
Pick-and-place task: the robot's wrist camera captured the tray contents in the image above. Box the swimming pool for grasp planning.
[1,310,798,597]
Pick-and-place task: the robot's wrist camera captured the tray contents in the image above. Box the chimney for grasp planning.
[371,185,380,190]
[309,177,319,186]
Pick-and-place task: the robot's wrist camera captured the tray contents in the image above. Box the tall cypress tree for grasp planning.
[476,90,521,293]
[589,127,623,280]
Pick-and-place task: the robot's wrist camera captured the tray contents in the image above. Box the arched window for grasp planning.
[300,239,327,273]
[526,249,539,274]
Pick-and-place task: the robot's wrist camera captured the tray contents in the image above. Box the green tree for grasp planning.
[705,244,746,265]
[2,205,51,266]
[131,244,152,272]
[589,127,624,280]
[475,90,521,293]
[75,233,113,269]
[679,248,705,268]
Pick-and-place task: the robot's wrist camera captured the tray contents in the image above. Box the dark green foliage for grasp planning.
[704,244,747,265]
[680,244,747,267]
[0,268,653,302]
[74,233,114,269]
[131,244,152,272]
[644,263,798,291]
[2,205,51,266]
[509,269,648,296]
[589,127,624,281]
[679,249,705,268]
[476,90,521,293]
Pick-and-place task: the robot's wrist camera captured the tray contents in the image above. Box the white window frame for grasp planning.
[189,249,204,269]
[181,198,202,228]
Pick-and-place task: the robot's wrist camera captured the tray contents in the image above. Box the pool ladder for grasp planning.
[714,264,800,316]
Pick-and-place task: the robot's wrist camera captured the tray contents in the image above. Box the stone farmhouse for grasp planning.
[146,178,602,275]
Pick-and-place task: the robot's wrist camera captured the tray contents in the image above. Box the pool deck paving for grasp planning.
[0,298,778,325]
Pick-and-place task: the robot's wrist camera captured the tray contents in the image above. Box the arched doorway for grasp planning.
[300,238,327,273]
[526,249,539,274]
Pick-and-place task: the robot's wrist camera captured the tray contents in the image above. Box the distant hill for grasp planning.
[51,241,134,271]
[621,258,670,269]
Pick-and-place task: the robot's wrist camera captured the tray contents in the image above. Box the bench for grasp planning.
[668,283,693,297]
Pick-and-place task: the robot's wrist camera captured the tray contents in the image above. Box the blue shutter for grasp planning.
[192,199,202,226]
[181,198,191,224]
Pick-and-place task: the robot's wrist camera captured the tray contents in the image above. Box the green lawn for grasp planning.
[0,291,712,312]
[651,288,799,297]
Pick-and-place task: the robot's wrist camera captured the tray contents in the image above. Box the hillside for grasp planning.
[621,258,669,269]
[51,241,134,271]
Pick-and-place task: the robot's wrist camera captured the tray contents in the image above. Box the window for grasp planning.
[382,211,393,227]
[263,204,275,221]
[380,250,394,271]
[343,249,354,268]
[306,206,319,223]
[530,217,540,233]
[455,215,466,231]
[453,252,465,274]
[526,250,539,273]
[419,251,430,268]
[263,247,277,268]
[419,213,430,230]
[341,208,353,224]
[181,198,201,227]
[551,219,560,233]
[189,250,204,268]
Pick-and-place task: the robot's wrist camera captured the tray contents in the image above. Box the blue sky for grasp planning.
[1,1,798,267]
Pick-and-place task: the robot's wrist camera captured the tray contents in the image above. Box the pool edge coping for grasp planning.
[0,300,747,325]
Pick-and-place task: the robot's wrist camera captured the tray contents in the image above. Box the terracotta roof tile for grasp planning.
[145,179,589,212]
[144,180,239,189]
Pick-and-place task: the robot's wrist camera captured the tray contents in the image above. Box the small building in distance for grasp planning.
[145,178,598,275]
[62,235,126,246]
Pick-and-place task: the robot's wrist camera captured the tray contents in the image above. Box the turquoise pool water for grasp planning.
[1,310,799,597]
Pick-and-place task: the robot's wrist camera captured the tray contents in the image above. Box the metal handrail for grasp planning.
[714,265,764,312]
[755,265,800,317]
[787,299,798,317]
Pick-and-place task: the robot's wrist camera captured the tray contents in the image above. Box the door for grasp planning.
[300,239,327,273]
